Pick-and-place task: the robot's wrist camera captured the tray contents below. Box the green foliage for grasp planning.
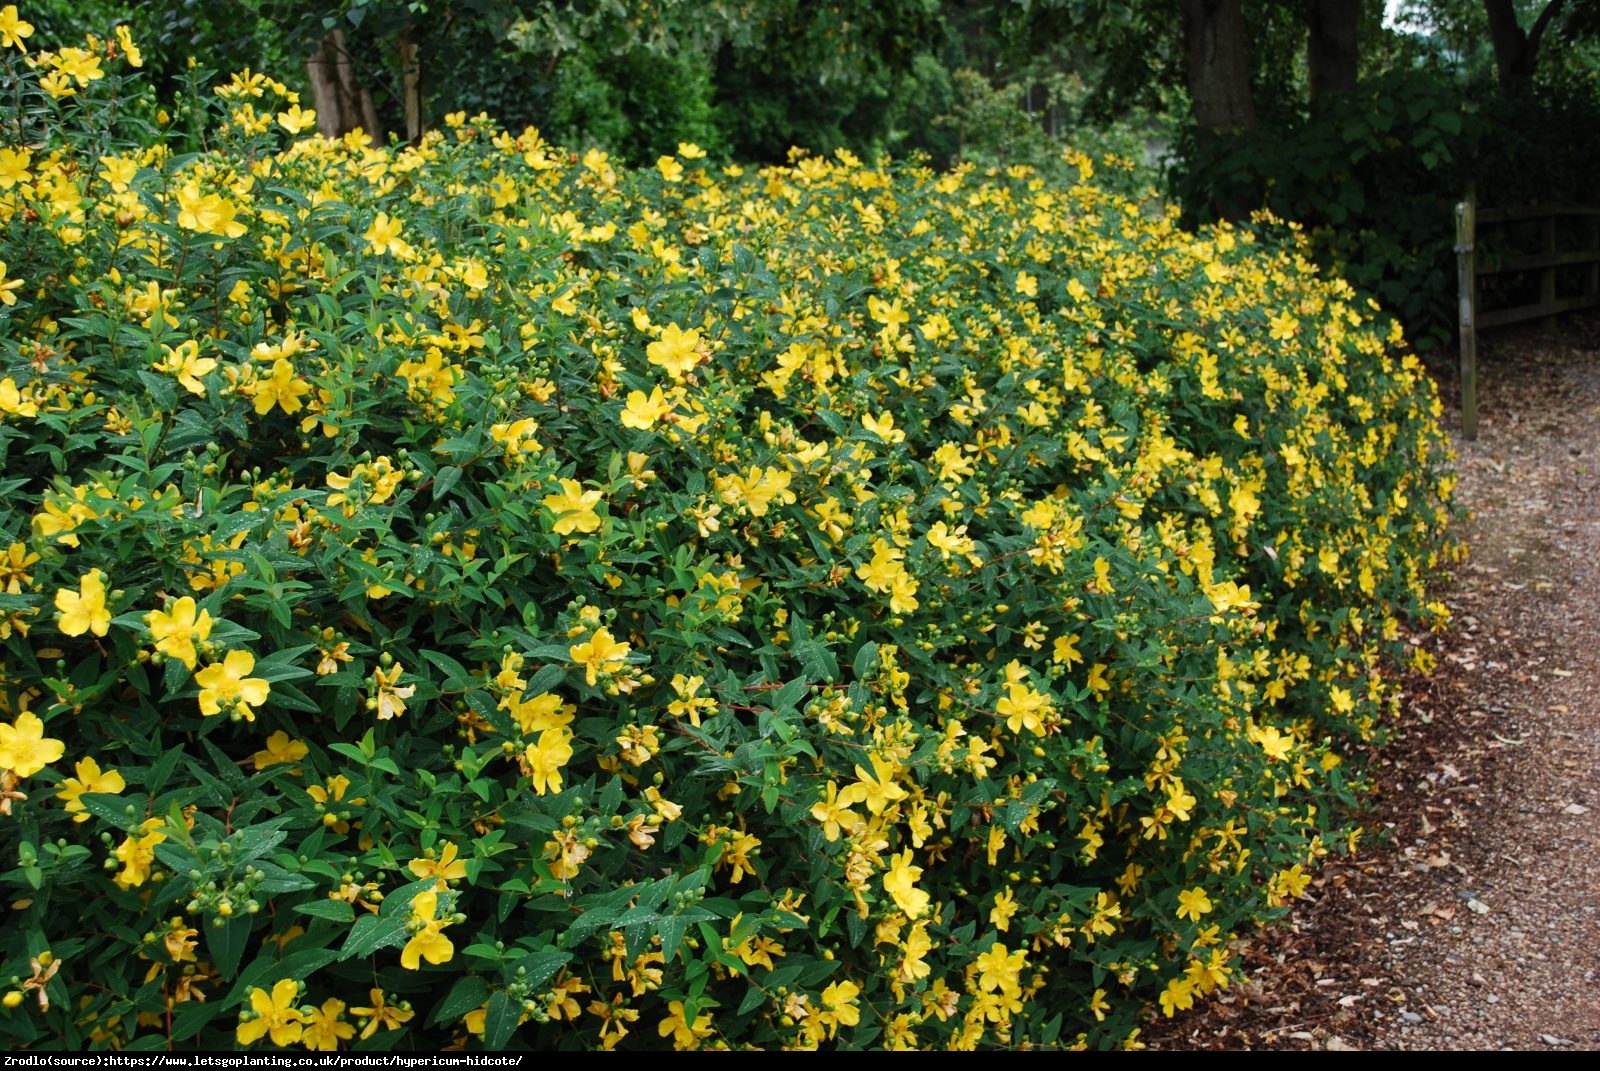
[1172,65,1600,350]
[0,21,1454,1051]
[538,42,721,163]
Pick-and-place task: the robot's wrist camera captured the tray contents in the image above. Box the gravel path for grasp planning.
[1145,316,1600,1051]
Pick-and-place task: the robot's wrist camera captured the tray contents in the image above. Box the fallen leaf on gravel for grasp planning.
[1466,898,1491,915]
[1561,803,1590,815]
[1325,1036,1358,1050]
[1538,1034,1574,1047]
[1337,994,1363,1008]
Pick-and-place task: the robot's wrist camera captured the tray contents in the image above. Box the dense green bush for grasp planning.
[0,14,1453,1051]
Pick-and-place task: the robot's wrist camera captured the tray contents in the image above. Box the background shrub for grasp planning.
[1172,65,1600,351]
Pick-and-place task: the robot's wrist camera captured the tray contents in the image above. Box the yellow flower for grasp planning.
[173,182,246,238]
[523,728,574,795]
[400,922,454,969]
[154,340,217,396]
[973,941,1026,996]
[1249,722,1292,762]
[252,359,311,416]
[38,69,72,99]
[400,891,454,969]
[862,411,905,443]
[277,103,317,135]
[145,595,214,670]
[989,887,1019,932]
[194,650,271,719]
[407,842,469,883]
[717,465,794,517]
[542,478,603,535]
[1175,886,1213,922]
[658,999,714,1050]
[620,385,673,430]
[349,988,413,1040]
[113,818,167,890]
[0,6,35,51]
[0,148,28,188]
[881,849,929,919]
[0,260,22,306]
[55,568,111,637]
[0,712,65,777]
[810,780,864,842]
[236,979,306,1047]
[114,23,141,67]
[250,730,308,770]
[1159,975,1196,1017]
[544,829,591,880]
[54,46,103,86]
[997,680,1050,737]
[300,997,355,1051]
[55,757,125,820]
[666,673,715,727]
[817,979,861,1037]
[646,323,703,380]
[569,627,629,686]
[372,663,415,720]
[364,211,410,257]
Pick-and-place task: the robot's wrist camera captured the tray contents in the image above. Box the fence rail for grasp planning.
[1455,191,1600,440]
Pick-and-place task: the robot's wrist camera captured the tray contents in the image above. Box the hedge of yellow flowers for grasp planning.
[0,15,1455,1051]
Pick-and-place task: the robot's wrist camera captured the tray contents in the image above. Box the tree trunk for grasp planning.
[399,25,423,143]
[1181,0,1256,131]
[1484,0,1568,95]
[1307,0,1359,101]
[306,30,382,139]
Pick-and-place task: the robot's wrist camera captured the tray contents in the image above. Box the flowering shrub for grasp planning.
[0,13,1455,1051]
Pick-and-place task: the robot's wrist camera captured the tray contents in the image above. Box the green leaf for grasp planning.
[482,990,521,1050]
[338,911,410,959]
[75,792,141,829]
[206,915,252,981]
[432,465,464,500]
[737,983,768,1016]
[169,998,226,1043]
[430,975,492,1027]
[421,648,472,687]
[294,898,355,923]
[658,915,687,962]
[853,641,879,680]
[520,949,572,990]
[771,677,808,713]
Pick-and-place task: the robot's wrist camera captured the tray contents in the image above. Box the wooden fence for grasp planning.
[1455,191,1600,440]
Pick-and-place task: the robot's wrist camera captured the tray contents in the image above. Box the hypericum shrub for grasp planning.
[0,14,1453,1052]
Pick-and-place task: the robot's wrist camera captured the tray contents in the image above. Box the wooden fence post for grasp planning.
[1589,215,1600,305]
[1541,214,1558,328]
[1456,188,1478,441]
